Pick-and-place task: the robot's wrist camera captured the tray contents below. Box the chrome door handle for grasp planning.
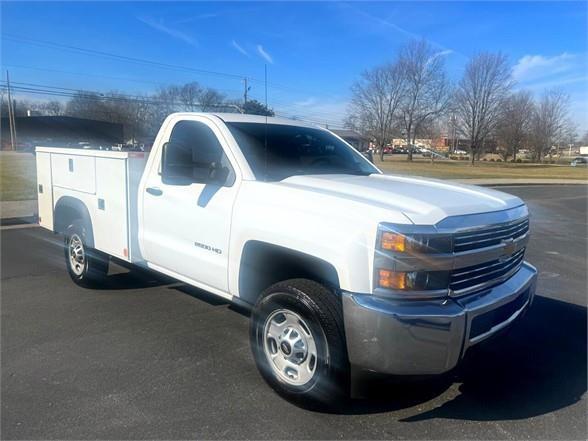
[146,187,163,196]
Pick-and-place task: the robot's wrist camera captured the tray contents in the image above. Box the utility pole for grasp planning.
[6,71,17,151]
[451,113,457,153]
[243,77,250,107]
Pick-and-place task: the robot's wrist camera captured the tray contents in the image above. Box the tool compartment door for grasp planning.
[51,153,96,194]
[35,151,54,229]
[92,157,130,260]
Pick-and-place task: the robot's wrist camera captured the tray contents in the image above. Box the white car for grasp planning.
[571,157,587,166]
[36,113,537,404]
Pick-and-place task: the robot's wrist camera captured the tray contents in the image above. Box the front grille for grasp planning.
[450,248,525,293]
[453,218,529,252]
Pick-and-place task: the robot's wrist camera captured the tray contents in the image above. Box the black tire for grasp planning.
[64,219,108,287]
[250,279,350,407]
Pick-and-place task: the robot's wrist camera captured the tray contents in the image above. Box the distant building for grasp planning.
[434,135,470,152]
[330,129,370,151]
[0,115,124,150]
[392,138,434,149]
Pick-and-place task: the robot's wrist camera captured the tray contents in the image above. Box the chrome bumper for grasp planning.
[341,262,537,375]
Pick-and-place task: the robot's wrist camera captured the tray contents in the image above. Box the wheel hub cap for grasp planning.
[263,309,318,386]
[68,234,85,276]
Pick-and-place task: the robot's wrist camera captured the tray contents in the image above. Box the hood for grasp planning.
[277,174,524,225]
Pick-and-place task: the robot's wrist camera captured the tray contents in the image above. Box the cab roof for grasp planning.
[170,112,321,129]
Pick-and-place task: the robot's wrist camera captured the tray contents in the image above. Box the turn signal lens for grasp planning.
[378,269,406,289]
[381,232,406,252]
[377,269,451,291]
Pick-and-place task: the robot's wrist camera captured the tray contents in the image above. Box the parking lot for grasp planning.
[1,185,586,440]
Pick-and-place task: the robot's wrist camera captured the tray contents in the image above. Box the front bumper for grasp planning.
[341,261,537,375]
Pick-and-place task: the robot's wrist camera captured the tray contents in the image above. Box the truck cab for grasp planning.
[36,113,537,405]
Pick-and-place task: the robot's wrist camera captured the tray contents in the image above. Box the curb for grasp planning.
[452,179,588,186]
[0,216,38,226]
[478,182,588,187]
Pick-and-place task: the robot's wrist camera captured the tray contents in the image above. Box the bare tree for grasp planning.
[495,90,534,161]
[558,118,577,149]
[398,39,451,161]
[42,100,64,116]
[455,52,513,165]
[348,63,404,161]
[148,85,182,134]
[419,118,443,162]
[26,100,65,116]
[179,82,203,111]
[530,89,570,161]
[198,88,226,112]
[65,91,152,142]
[65,91,109,120]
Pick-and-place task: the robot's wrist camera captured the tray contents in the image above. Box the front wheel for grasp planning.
[64,220,108,287]
[250,279,349,406]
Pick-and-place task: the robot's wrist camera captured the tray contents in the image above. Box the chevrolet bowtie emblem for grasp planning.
[501,238,516,257]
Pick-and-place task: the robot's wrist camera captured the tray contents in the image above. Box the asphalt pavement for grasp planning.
[1,185,586,440]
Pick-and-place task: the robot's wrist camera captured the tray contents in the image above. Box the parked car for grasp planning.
[35,113,537,405]
[571,156,587,166]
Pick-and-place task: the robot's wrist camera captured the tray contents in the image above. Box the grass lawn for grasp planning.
[0,152,37,201]
[375,157,588,180]
[0,151,586,202]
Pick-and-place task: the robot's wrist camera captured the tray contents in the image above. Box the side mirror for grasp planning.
[162,142,233,187]
[161,142,193,185]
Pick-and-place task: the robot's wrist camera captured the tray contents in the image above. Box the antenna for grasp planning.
[264,64,268,181]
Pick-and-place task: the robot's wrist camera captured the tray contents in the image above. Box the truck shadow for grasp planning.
[89,261,174,290]
[92,260,251,314]
[85,261,587,422]
[333,295,587,420]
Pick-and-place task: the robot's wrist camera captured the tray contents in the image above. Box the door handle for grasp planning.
[146,187,163,196]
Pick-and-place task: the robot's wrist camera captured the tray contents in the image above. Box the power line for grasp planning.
[2,34,246,81]
[0,81,347,128]
[2,79,348,127]
[7,63,349,122]
[2,64,243,94]
[0,83,234,109]
[2,33,345,98]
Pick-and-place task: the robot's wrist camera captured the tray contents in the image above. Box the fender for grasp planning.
[53,196,95,247]
[237,240,340,304]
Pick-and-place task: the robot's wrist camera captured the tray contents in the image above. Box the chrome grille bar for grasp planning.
[450,248,525,293]
[454,218,529,252]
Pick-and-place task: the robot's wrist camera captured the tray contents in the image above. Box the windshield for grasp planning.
[226,122,379,181]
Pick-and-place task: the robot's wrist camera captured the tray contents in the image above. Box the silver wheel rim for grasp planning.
[68,234,85,276]
[263,308,318,386]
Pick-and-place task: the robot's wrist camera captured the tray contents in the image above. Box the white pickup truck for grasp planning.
[36,113,537,404]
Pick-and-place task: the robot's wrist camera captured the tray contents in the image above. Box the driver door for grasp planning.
[141,118,238,294]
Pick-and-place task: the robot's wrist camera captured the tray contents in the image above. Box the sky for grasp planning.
[1,1,587,132]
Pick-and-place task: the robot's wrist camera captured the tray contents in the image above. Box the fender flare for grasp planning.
[53,196,95,247]
[237,240,341,304]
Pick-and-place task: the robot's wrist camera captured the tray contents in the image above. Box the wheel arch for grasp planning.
[54,196,95,247]
[238,240,340,306]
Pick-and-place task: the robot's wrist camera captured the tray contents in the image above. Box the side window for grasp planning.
[162,121,235,186]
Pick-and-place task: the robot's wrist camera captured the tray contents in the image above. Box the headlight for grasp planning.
[375,224,452,294]
[378,228,452,254]
[377,269,450,290]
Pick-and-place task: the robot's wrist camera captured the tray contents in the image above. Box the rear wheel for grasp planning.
[250,279,349,406]
[64,220,108,287]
